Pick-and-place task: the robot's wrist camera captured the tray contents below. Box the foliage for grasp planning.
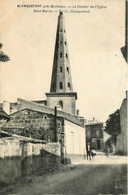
[20,126,52,141]
[0,43,9,62]
[104,109,121,136]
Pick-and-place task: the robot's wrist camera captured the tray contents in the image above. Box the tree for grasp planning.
[0,43,9,62]
[0,43,10,101]
[104,109,121,135]
[104,109,121,145]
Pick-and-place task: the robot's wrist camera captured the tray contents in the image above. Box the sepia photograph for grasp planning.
[0,0,127,194]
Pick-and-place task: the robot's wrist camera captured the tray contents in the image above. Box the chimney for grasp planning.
[77,109,79,115]
[126,90,128,99]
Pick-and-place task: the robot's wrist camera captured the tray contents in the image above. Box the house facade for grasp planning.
[85,119,104,151]
[116,92,127,155]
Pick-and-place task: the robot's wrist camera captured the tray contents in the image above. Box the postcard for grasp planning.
[0,0,127,194]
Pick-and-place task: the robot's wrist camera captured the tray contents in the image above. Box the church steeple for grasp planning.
[50,11,73,92]
[46,12,77,115]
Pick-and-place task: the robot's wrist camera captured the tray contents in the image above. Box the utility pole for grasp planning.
[54,106,66,164]
[54,106,58,142]
[60,118,65,164]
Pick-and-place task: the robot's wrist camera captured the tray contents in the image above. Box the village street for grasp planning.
[0,1,127,195]
[10,154,127,195]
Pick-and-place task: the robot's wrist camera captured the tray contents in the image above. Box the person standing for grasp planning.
[105,146,110,157]
[86,143,91,160]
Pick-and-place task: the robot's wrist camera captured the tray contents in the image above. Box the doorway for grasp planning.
[97,140,100,149]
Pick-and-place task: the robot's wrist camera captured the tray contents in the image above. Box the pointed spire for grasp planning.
[46,12,77,115]
[50,11,73,92]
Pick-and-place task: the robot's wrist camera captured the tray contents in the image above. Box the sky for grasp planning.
[0,0,127,122]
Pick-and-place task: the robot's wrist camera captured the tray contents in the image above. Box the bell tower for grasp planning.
[46,11,77,114]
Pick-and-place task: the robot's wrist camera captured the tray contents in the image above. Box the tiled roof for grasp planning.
[0,130,46,143]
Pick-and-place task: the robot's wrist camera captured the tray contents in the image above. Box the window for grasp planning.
[66,53,68,58]
[24,110,28,115]
[67,67,69,73]
[60,53,63,58]
[87,131,90,137]
[59,100,63,108]
[60,41,62,45]
[67,82,71,89]
[97,140,101,149]
[96,130,100,137]
[60,67,62,72]
[60,82,63,89]
[65,41,67,45]
[44,115,47,120]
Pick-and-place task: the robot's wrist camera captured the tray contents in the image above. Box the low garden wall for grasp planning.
[0,139,61,191]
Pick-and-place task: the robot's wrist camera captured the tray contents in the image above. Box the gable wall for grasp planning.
[0,109,63,142]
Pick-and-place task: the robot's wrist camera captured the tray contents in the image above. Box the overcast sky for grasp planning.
[0,0,127,122]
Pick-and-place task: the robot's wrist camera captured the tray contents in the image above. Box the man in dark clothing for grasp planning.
[86,143,91,160]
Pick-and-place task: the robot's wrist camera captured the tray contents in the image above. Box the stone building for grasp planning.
[116,92,127,155]
[0,108,62,142]
[0,12,86,160]
[85,118,104,151]
[0,109,10,134]
[0,109,10,120]
[0,100,85,158]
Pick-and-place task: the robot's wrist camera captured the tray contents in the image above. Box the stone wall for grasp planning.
[0,141,61,193]
[116,98,127,155]
[17,98,85,127]
[0,138,22,158]
[0,109,63,142]
[0,137,60,158]
[1,98,85,127]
